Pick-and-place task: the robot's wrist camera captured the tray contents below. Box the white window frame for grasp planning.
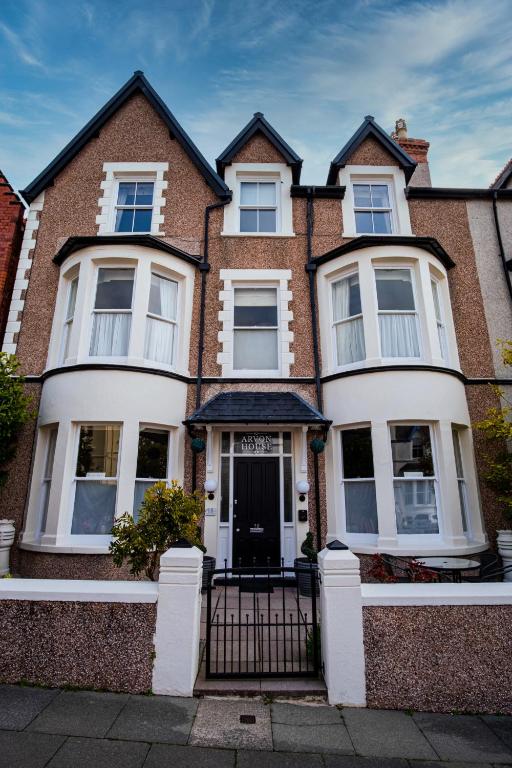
[89,265,137,360]
[70,422,122,540]
[232,284,280,374]
[112,177,155,234]
[96,162,168,236]
[238,177,280,234]
[431,275,449,363]
[352,180,395,235]
[60,272,79,364]
[221,164,294,237]
[144,270,179,369]
[339,425,378,541]
[339,165,412,237]
[329,270,366,370]
[133,425,172,517]
[390,422,442,541]
[38,426,58,538]
[452,427,470,535]
[373,265,422,361]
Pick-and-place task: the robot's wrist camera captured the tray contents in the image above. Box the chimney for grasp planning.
[391,118,431,187]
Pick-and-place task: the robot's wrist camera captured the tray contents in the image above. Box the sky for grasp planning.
[1,0,511,195]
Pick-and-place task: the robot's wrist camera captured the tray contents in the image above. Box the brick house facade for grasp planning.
[0,171,25,343]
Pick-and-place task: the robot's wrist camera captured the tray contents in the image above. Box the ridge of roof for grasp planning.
[216,112,303,184]
[21,71,230,204]
[490,157,512,190]
[327,115,417,185]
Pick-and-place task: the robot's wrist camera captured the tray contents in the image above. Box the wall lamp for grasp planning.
[296,480,310,502]
[204,478,218,500]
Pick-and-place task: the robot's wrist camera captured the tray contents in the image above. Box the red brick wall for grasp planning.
[0,172,25,341]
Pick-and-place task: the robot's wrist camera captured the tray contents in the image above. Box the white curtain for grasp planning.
[394,480,438,534]
[344,481,378,533]
[332,279,350,322]
[72,480,117,534]
[150,274,177,320]
[133,480,155,521]
[336,318,365,365]
[90,313,131,356]
[379,313,420,357]
[145,318,175,365]
[234,329,278,369]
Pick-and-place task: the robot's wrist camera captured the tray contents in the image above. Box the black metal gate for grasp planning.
[205,565,321,678]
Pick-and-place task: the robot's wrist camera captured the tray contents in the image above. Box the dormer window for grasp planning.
[114,181,154,233]
[239,180,278,233]
[353,183,392,234]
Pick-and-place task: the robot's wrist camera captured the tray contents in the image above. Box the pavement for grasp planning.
[1,684,512,767]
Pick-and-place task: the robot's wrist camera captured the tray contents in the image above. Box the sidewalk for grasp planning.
[1,684,511,767]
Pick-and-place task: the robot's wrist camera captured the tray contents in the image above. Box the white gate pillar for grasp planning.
[318,541,366,706]
[152,544,203,696]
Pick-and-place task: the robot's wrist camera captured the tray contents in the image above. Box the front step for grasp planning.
[194,673,327,699]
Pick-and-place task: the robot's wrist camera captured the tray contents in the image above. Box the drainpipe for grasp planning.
[304,188,323,552]
[492,190,512,304]
[192,197,231,492]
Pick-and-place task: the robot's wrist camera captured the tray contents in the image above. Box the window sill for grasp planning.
[98,230,165,237]
[346,540,488,557]
[342,231,410,239]
[20,540,112,555]
[221,232,295,238]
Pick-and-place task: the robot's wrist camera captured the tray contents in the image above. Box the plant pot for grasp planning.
[202,555,216,591]
[0,520,15,577]
[497,530,512,582]
[294,557,319,597]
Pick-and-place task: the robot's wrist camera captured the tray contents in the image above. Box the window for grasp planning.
[353,183,392,234]
[431,278,448,361]
[61,276,78,362]
[332,273,365,366]
[39,427,58,536]
[133,428,169,520]
[341,428,378,534]
[239,181,277,233]
[114,181,154,233]
[391,425,439,535]
[233,287,279,370]
[452,428,469,533]
[72,425,120,535]
[144,273,178,366]
[375,268,420,358]
[90,268,134,357]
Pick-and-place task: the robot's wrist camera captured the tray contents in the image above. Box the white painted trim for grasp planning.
[339,165,412,237]
[97,162,168,236]
[2,192,44,354]
[362,582,512,606]
[222,163,294,236]
[0,578,158,603]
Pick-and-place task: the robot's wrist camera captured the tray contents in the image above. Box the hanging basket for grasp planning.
[310,438,326,454]
[191,437,206,453]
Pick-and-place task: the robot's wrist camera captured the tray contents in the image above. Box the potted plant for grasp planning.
[475,340,512,581]
[294,532,319,596]
[110,481,204,581]
[0,519,15,577]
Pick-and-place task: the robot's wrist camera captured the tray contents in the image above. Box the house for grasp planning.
[0,170,25,343]
[1,71,508,580]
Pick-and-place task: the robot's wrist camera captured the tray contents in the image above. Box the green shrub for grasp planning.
[0,353,33,486]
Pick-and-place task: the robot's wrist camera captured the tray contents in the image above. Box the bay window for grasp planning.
[114,180,154,233]
[239,181,278,233]
[431,278,448,362]
[452,428,469,533]
[133,427,169,519]
[38,427,58,536]
[341,428,378,534]
[144,272,178,366]
[90,267,134,357]
[233,287,279,371]
[353,183,392,234]
[391,425,439,535]
[375,268,420,358]
[61,276,78,362]
[72,425,120,535]
[332,273,365,366]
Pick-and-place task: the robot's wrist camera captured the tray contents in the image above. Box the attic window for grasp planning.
[353,183,392,234]
[114,181,154,233]
[239,181,278,233]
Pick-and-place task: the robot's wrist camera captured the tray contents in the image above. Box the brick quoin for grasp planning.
[0,171,25,343]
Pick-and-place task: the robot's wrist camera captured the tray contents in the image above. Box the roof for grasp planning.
[406,186,512,200]
[490,158,512,190]
[21,71,231,204]
[53,235,202,267]
[327,115,417,185]
[216,112,303,184]
[312,235,455,270]
[185,392,331,426]
[0,169,26,208]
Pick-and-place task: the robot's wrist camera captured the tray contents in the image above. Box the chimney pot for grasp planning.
[395,118,408,140]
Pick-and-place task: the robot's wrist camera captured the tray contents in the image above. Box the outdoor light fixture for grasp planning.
[204,478,218,500]
[296,480,310,502]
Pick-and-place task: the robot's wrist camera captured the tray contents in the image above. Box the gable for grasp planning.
[230,132,289,165]
[344,135,402,167]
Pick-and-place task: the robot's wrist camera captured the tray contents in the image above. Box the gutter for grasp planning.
[492,190,512,304]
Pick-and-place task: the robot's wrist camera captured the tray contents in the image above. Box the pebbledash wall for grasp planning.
[0,72,510,582]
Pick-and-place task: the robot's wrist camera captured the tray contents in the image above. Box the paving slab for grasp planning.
[0,685,60,730]
[27,690,128,737]
[0,729,65,768]
[46,736,149,768]
[237,749,324,767]
[408,762,492,768]
[272,719,354,754]
[342,708,437,760]
[272,701,342,725]
[106,694,198,745]
[413,712,512,763]
[189,697,273,751]
[323,757,409,768]
[481,715,512,750]
[144,743,235,767]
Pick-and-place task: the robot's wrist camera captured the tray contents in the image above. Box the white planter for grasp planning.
[497,530,512,582]
[0,519,15,576]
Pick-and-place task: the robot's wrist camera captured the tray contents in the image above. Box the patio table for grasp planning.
[416,556,481,583]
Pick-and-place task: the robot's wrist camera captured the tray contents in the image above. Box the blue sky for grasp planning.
[1,0,511,194]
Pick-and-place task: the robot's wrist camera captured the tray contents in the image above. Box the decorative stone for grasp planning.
[0,519,15,576]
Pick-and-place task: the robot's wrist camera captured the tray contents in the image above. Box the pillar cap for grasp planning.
[326,539,348,550]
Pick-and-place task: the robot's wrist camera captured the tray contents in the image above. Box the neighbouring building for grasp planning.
[0,170,25,343]
[1,71,510,580]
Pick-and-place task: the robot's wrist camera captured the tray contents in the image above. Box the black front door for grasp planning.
[233,457,280,567]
